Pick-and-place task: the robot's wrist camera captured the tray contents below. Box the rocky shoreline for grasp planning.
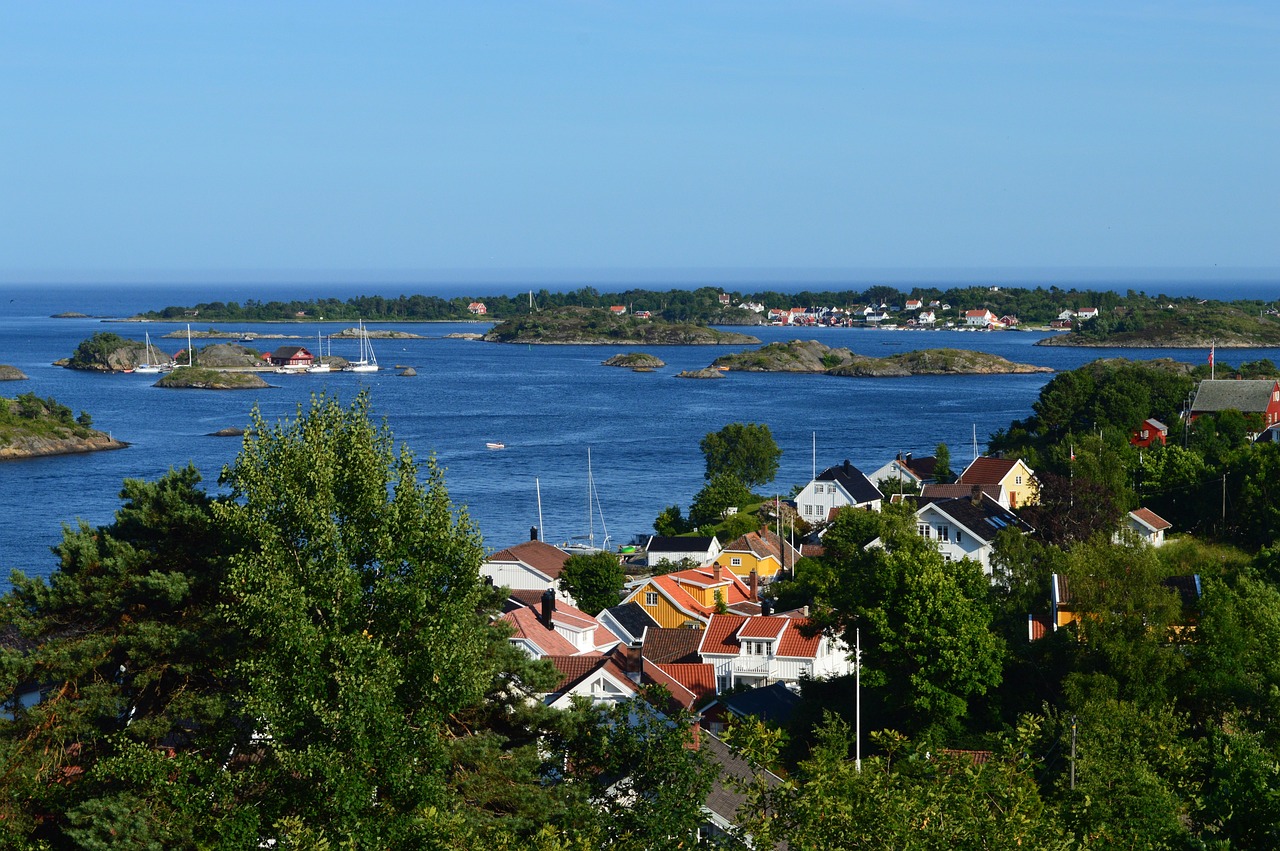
[710,340,1052,377]
[0,431,128,461]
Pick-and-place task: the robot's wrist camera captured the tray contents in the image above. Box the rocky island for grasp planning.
[59,332,170,372]
[0,394,127,460]
[484,307,760,345]
[602,353,666,370]
[710,341,1051,377]
[154,367,272,390]
[0,365,28,381]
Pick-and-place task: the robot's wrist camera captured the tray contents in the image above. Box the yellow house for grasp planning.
[957,456,1039,508]
[712,529,800,582]
[622,566,755,629]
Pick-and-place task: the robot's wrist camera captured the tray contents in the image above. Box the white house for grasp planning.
[869,453,938,490]
[871,493,1033,578]
[904,299,923,311]
[480,535,574,603]
[644,535,721,568]
[794,460,883,522]
[965,309,998,327]
[501,591,619,659]
[1076,307,1099,321]
[1118,508,1173,548]
[543,654,639,709]
[917,310,937,325]
[698,613,852,693]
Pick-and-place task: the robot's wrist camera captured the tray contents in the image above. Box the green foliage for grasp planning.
[815,507,1004,737]
[559,551,625,616]
[214,392,497,846]
[933,442,954,483]
[700,422,782,489]
[68,331,136,368]
[652,504,689,536]
[689,472,753,527]
[0,466,247,845]
[76,410,93,427]
[730,713,1071,850]
[549,697,716,850]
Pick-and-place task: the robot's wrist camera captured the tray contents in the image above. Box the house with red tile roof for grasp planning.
[467,302,487,315]
[1119,507,1173,548]
[501,591,619,659]
[964,309,998,327]
[609,305,627,315]
[481,534,575,603]
[542,653,639,709]
[621,565,757,629]
[957,456,1039,508]
[697,613,852,692]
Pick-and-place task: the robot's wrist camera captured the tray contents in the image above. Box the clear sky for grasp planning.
[1,2,1277,285]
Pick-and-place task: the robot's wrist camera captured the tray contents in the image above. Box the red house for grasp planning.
[269,346,315,368]
[1190,380,1280,427]
[1130,418,1169,448]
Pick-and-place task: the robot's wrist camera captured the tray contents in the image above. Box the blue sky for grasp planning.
[1,2,1277,285]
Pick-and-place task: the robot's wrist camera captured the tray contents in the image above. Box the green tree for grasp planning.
[214,392,499,847]
[652,504,689,536]
[689,472,752,527]
[816,510,1004,737]
[699,422,781,489]
[0,467,251,846]
[76,410,93,427]
[559,551,625,616]
[551,696,716,850]
[933,442,954,483]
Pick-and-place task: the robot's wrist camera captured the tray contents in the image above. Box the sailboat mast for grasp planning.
[536,478,545,542]
[586,447,594,549]
[187,325,193,366]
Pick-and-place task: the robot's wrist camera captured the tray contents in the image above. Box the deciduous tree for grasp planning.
[700,422,781,489]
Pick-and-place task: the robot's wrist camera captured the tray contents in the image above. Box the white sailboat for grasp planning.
[306,331,331,373]
[344,321,378,373]
[561,448,610,554]
[134,333,164,374]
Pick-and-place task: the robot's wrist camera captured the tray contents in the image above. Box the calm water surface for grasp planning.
[1,283,1273,586]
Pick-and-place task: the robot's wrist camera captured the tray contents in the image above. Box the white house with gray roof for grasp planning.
[795,460,883,523]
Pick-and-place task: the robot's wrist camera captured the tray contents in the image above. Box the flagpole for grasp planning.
[855,627,862,772]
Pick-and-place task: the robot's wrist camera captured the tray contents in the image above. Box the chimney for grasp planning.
[540,588,556,628]
[530,526,539,542]
[624,641,643,683]
[749,568,760,602]
[713,563,723,583]
[761,598,774,617]
[843,459,852,473]
[971,485,983,506]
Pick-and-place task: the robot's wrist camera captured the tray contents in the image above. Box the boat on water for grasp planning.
[486,441,505,450]
[134,333,165,374]
[560,448,610,554]
[344,321,378,373]
[306,331,331,373]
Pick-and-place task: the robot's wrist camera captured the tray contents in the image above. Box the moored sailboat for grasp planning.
[344,321,378,373]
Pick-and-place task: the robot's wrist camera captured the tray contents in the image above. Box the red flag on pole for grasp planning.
[1208,346,1214,366]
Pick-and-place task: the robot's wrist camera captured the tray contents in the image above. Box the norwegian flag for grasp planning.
[1208,346,1214,366]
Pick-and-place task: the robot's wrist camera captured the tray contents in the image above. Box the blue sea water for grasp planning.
[1,281,1276,587]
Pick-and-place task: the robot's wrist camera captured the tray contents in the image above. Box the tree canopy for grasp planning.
[699,422,782,489]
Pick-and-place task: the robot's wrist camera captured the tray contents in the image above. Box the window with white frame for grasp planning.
[917,522,932,539]
[937,525,949,541]
[731,557,742,566]
[645,591,658,606]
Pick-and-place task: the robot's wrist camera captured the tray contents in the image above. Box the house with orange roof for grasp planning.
[621,565,756,629]
[697,612,852,692]
[609,305,627,315]
[501,590,619,659]
[467,302,487,315]
[957,456,1039,508]
[711,528,800,582]
[480,533,574,603]
[965,309,998,327]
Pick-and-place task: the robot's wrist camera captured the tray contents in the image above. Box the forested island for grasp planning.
[1038,299,1280,347]
[0,393,125,459]
[710,340,1051,376]
[483,307,759,345]
[132,284,1280,334]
